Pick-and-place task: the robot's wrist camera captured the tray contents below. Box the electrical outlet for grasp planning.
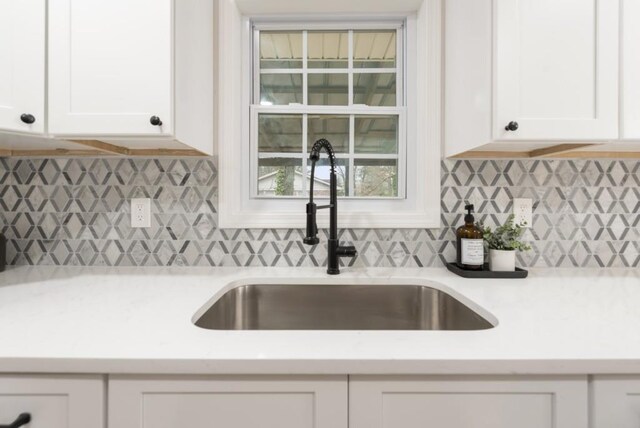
[513,198,533,227]
[131,198,151,228]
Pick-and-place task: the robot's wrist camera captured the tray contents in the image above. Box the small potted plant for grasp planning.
[478,215,531,272]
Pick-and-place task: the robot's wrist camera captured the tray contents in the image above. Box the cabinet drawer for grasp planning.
[108,375,347,428]
[350,376,588,428]
[592,376,640,428]
[0,375,104,428]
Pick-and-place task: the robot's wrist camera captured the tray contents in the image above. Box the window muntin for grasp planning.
[252,25,405,199]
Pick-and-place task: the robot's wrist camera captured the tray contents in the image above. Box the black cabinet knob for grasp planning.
[505,121,519,131]
[150,116,163,126]
[20,114,35,125]
[0,413,31,428]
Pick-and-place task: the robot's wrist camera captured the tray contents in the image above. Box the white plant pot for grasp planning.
[489,249,516,272]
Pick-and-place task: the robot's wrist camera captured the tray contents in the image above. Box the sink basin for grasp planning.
[194,283,494,331]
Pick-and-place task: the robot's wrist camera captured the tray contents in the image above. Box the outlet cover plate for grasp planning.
[131,198,151,228]
[513,198,532,228]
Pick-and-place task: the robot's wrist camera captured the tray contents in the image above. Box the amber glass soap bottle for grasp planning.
[456,204,484,271]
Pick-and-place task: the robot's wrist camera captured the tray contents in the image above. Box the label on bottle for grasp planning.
[461,239,484,266]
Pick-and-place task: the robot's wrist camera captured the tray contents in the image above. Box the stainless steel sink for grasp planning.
[194,284,494,331]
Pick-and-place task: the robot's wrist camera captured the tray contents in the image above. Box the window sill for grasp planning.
[218,207,441,229]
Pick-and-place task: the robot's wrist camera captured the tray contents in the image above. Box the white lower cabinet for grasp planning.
[0,375,104,428]
[5,373,640,427]
[592,376,640,428]
[108,376,347,428]
[349,376,588,428]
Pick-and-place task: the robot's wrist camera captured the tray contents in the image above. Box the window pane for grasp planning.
[260,74,303,105]
[308,31,348,68]
[355,115,398,154]
[353,31,396,68]
[258,114,302,153]
[307,158,349,197]
[354,159,398,197]
[308,74,348,106]
[308,115,349,154]
[258,158,303,197]
[353,73,397,106]
[260,31,303,69]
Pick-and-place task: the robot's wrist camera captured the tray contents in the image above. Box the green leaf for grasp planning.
[476,214,531,252]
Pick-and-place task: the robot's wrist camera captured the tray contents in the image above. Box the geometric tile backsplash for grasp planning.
[0,157,638,268]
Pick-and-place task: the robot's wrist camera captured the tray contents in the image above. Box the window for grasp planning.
[216,0,441,229]
[251,27,405,200]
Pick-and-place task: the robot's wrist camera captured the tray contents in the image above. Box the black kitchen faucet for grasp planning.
[303,139,357,275]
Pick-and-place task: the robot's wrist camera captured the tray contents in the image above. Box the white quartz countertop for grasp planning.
[0,265,639,375]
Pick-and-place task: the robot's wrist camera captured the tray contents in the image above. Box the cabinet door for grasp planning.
[592,376,640,428]
[48,0,173,136]
[495,0,619,141]
[0,0,45,134]
[0,375,104,428]
[109,376,347,428]
[622,0,640,139]
[350,376,588,428]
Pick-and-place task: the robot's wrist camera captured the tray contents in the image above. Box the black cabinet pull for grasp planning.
[505,121,519,131]
[0,413,31,428]
[150,116,163,126]
[20,114,36,124]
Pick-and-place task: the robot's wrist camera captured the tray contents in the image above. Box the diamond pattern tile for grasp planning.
[0,157,637,268]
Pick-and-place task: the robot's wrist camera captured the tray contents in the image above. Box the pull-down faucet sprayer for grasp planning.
[303,139,357,275]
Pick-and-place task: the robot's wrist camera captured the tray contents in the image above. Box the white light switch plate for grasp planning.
[513,198,533,227]
[131,198,151,228]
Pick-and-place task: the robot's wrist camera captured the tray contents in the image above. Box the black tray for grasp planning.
[446,262,528,279]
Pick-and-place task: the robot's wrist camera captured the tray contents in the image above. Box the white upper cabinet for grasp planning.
[445,0,621,156]
[495,0,619,141]
[0,0,45,134]
[48,0,173,136]
[622,0,640,139]
[47,0,214,154]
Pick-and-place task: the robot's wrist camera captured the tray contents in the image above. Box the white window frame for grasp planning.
[217,0,442,229]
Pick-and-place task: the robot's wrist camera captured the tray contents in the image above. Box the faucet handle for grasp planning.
[337,245,357,258]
